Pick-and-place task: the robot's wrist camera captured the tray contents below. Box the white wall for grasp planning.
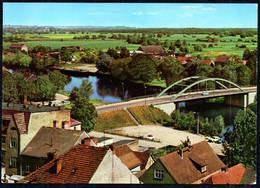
[89,150,139,184]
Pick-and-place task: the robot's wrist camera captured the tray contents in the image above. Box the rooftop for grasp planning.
[112,139,136,147]
[21,127,87,158]
[20,145,109,183]
[2,102,64,113]
[138,45,165,54]
[97,136,113,142]
[159,140,225,184]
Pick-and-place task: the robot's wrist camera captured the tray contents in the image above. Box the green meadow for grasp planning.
[3,32,257,58]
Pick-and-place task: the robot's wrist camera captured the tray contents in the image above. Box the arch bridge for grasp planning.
[156,76,244,101]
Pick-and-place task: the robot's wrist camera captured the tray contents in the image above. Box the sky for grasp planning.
[3,3,258,28]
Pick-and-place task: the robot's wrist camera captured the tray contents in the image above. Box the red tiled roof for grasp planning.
[70,118,82,127]
[114,145,142,170]
[204,164,246,184]
[138,45,165,54]
[10,43,25,48]
[177,57,194,63]
[159,140,225,184]
[201,60,213,65]
[36,52,42,57]
[215,56,230,63]
[2,110,31,134]
[21,145,109,183]
[133,151,150,170]
[23,72,38,82]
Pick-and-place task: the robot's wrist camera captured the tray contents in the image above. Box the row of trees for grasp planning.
[171,110,225,137]
[2,70,70,104]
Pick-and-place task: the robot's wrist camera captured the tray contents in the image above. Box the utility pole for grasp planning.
[144,84,147,105]
[122,82,125,100]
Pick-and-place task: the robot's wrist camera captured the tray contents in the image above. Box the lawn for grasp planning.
[94,109,138,131]
[128,105,172,125]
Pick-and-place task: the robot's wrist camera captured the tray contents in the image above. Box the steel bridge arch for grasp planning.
[156,77,244,101]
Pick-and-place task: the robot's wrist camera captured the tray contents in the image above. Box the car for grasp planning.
[212,136,220,142]
[146,134,154,140]
[202,91,209,96]
[205,136,213,142]
[216,137,225,144]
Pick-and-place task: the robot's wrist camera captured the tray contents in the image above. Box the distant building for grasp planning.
[201,60,215,67]
[19,145,140,183]
[136,45,175,59]
[20,127,93,176]
[208,38,219,43]
[1,103,81,176]
[9,44,28,52]
[139,141,225,184]
[214,55,231,65]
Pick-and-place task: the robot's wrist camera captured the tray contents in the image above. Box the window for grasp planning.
[62,121,65,129]
[154,169,164,179]
[10,137,16,148]
[1,152,5,163]
[74,127,77,130]
[10,157,17,167]
[2,137,6,144]
[53,121,59,128]
[26,164,30,172]
[2,120,10,126]
[201,166,207,173]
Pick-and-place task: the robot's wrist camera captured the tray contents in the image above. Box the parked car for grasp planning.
[146,134,154,140]
[202,91,209,96]
[212,136,220,142]
[216,137,225,144]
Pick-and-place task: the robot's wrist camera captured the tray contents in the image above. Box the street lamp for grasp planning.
[122,82,125,100]
[193,111,200,135]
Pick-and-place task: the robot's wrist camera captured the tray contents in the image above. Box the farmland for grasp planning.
[3,31,257,58]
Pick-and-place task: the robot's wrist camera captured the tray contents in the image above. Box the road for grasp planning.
[96,87,256,113]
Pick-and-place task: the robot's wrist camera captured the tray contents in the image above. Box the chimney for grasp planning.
[180,149,183,159]
[222,166,229,173]
[54,159,62,174]
[50,136,53,147]
[109,144,116,153]
[81,138,91,146]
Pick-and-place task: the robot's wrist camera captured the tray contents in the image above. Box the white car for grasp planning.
[146,134,154,140]
[202,91,209,96]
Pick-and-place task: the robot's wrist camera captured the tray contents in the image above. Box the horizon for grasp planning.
[3,3,258,28]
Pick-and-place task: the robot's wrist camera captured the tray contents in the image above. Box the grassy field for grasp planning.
[3,32,257,58]
[128,105,172,125]
[94,109,138,131]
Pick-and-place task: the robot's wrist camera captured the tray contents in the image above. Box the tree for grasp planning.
[171,110,196,131]
[157,57,184,86]
[107,48,120,59]
[96,52,114,73]
[128,54,157,83]
[69,79,97,132]
[236,65,252,86]
[184,61,213,77]
[36,75,56,102]
[48,70,70,91]
[223,109,257,167]
[14,73,31,103]
[71,98,97,132]
[120,47,130,58]
[60,48,72,62]
[110,57,132,80]
[70,79,94,102]
[2,72,19,103]
[242,48,251,60]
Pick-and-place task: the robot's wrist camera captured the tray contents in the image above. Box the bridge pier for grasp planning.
[224,92,257,108]
[154,103,176,115]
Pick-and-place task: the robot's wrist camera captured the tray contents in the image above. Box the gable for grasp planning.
[89,150,139,183]
[139,160,177,184]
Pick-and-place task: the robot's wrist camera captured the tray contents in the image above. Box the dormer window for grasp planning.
[201,165,207,173]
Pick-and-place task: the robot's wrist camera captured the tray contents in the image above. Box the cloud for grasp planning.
[182,13,193,18]
[146,12,158,15]
[132,11,158,15]
[181,5,215,11]
[132,11,143,15]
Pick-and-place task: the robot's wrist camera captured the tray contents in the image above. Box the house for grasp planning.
[214,55,231,65]
[112,139,139,151]
[97,136,113,147]
[113,145,142,174]
[240,166,256,184]
[1,103,82,176]
[139,140,225,184]
[19,145,140,183]
[136,45,174,60]
[20,127,93,176]
[208,38,219,43]
[201,60,215,67]
[203,164,245,184]
[177,57,197,66]
[9,44,28,52]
